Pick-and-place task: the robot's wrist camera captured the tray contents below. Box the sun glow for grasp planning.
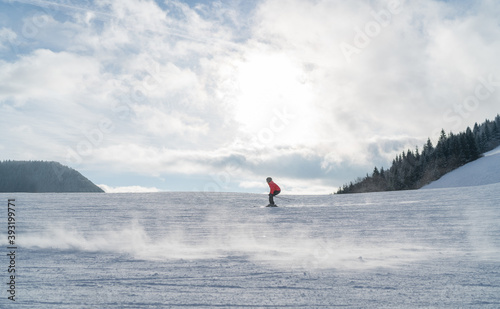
[232,51,315,144]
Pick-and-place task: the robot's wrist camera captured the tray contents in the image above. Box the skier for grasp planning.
[266,177,281,207]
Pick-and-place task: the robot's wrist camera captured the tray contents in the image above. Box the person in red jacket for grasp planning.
[266,177,281,206]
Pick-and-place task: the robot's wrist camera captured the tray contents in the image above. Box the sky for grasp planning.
[0,0,499,194]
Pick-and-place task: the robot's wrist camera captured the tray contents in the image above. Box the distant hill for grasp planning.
[337,114,500,194]
[0,161,104,193]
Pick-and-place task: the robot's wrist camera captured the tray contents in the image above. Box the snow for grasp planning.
[1,186,500,307]
[422,145,500,189]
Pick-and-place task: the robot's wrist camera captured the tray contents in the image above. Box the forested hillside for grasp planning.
[337,115,500,194]
[0,161,104,193]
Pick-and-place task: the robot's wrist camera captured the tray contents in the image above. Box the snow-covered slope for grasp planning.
[3,188,500,307]
[422,145,500,189]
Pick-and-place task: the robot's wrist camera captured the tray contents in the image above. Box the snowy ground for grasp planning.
[423,145,500,189]
[1,184,500,308]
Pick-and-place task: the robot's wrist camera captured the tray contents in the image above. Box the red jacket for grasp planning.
[268,181,281,194]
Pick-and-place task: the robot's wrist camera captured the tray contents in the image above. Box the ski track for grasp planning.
[1,183,500,308]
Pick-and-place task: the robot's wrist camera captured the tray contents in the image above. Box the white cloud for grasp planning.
[98,184,161,193]
[0,49,101,101]
[132,105,209,138]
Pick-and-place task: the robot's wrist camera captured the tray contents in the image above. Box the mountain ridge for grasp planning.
[0,160,104,193]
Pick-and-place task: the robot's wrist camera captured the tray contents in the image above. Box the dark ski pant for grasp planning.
[269,190,280,205]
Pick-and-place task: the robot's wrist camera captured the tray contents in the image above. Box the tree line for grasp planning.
[0,160,104,193]
[337,114,500,194]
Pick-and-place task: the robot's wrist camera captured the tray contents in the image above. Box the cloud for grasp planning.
[246,0,500,156]
[1,0,500,193]
[0,49,100,100]
[98,184,161,193]
[132,105,209,138]
[0,27,17,50]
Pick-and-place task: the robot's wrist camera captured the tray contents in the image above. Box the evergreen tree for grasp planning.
[336,114,500,194]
